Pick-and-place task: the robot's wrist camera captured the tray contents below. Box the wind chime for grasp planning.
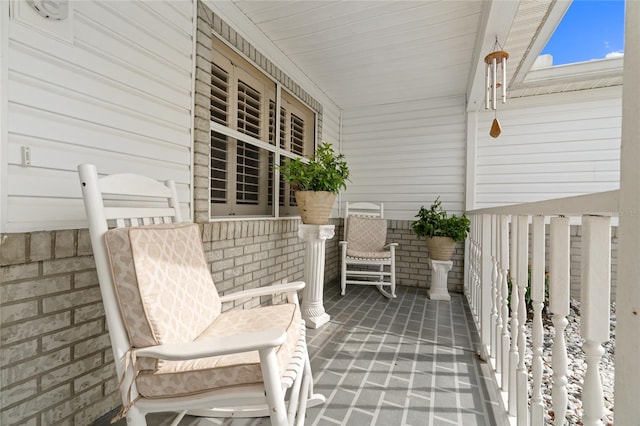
[485,38,509,138]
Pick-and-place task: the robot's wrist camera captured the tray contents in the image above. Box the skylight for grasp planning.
[540,0,625,67]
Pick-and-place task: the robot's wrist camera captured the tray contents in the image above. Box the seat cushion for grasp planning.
[346,216,389,258]
[135,303,302,398]
[105,223,222,370]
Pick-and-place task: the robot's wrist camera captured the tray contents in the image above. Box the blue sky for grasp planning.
[541,0,625,66]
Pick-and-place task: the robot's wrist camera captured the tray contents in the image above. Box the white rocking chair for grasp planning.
[339,202,398,299]
[78,164,324,426]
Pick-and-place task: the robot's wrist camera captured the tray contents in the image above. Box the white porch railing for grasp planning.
[465,190,618,426]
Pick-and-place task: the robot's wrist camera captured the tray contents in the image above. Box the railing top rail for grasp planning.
[467,190,619,217]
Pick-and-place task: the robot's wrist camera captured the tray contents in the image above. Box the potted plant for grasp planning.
[279,142,349,225]
[411,197,471,261]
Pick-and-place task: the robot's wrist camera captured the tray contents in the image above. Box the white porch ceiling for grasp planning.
[231,0,487,110]
[229,0,623,111]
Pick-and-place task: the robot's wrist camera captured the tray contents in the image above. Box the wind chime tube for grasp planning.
[492,56,497,110]
[502,57,507,104]
[485,62,491,110]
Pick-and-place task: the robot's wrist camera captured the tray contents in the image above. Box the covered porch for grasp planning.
[100,284,501,426]
[1,0,639,424]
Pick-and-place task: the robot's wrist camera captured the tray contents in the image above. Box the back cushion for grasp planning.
[346,216,388,253]
[105,223,221,349]
[129,224,221,344]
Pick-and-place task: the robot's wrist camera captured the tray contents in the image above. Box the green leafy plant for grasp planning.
[411,197,471,242]
[278,142,350,194]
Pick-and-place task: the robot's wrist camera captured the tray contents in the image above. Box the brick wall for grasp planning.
[0,219,341,425]
[387,219,465,293]
[0,229,119,426]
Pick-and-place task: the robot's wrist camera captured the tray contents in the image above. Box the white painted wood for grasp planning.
[580,216,611,426]
[530,215,545,425]
[490,215,499,362]
[614,1,640,422]
[229,1,483,110]
[480,214,492,358]
[508,215,519,416]
[465,111,478,210]
[1,0,9,233]
[79,163,321,426]
[341,96,466,219]
[469,190,618,217]
[4,0,195,232]
[516,215,529,425]
[499,215,510,390]
[466,0,519,112]
[549,216,570,426]
[475,87,622,208]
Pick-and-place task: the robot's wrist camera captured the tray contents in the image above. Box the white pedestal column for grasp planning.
[428,259,453,301]
[298,224,335,329]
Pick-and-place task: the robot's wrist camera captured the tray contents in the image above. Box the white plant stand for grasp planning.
[428,259,453,301]
[298,224,335,328]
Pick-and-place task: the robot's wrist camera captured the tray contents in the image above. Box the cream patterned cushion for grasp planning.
[346,216,391,259]
[128,224,221,344]
[136,303,302,398]
[105,223,222,370]
[105,222,301,399]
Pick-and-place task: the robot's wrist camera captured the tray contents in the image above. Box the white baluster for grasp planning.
[508,215,519,416]
[500,215,510,391]
[470,218,477,311]
[516,215,529,425]
[581,216,611,426]
[495,215,504,375]
[550,216,570,426]
[469,218,476,312]
[491,214,499,362]
[474,218,481,322]
[530,215,546,425]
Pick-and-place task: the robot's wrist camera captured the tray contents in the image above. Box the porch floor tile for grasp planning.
[99,283,502,426]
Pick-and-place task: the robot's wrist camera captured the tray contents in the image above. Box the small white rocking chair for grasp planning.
[339,202,398,299]
[78,164,324,426]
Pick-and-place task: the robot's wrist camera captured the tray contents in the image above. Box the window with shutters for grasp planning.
[210,38,315,217]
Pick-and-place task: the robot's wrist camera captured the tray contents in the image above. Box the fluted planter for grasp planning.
[425,236,456,261]
[295,191,336,225]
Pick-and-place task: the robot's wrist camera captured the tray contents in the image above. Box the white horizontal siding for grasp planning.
[474,87,622,208]
[341,96,467,219]
[3,0,195,232]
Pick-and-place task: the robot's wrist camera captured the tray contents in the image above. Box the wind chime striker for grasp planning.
[485,38,509,138]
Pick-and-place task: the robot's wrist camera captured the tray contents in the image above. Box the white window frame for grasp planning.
[209,36,316,219]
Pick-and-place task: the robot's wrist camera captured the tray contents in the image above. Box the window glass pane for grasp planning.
[279,155,297,217]
[236,142,260,205]
[290,113,305,156]
[237,79,261,138]
[211,64,229,126]
[211,131,227,204]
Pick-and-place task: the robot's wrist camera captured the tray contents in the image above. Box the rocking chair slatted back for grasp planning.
[78,164,183,383]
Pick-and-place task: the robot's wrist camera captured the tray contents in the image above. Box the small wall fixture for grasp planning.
[26,0,69,21]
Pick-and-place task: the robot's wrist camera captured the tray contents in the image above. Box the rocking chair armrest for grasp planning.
[338,241,347,246]
[135,329,287,361]
[384,243,399,249]
[219,282,306,303]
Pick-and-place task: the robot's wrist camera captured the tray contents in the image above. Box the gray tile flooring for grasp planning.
[98,283,502,426]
